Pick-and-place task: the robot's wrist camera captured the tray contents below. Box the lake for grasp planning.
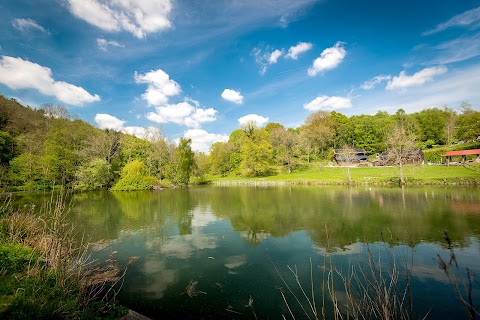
[12,186,480,319]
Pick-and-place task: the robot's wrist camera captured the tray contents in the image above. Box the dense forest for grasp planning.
[0,93,479,191]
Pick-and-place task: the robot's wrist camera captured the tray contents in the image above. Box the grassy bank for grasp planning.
[0,194,128,319]
[212,164,480,186]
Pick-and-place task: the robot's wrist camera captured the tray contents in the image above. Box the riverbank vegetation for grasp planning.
[1,93,479,191]
[0,194,128,318]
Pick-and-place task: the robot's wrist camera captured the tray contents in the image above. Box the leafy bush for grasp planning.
[0,243,37,273]
[111,160,160,191]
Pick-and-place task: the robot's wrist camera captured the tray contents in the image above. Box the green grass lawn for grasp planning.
[212,164,480,185]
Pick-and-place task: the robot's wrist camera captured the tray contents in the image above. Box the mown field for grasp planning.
[212,163,480,185]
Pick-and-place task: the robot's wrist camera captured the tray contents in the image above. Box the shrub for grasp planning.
[111,160,160,191]
[0,243,37,273]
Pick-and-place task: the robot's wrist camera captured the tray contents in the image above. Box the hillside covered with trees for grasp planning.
[0,93,479,191]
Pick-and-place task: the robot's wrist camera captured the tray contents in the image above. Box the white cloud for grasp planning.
[423,6,480,35]
[122,126,147,138]
[66,0,173,39]
[252,47,284,74]
[286,42,312,60]
[361,75,392,90]
[94,113,125,130]
[221,89,244,104]
[96,38,124,51]
[238,114,269,127]
[94,114,150,138]
[352,63,480,116]
[428,32,480,65]
[135,69,181,106]
[308,42,346,76]
[304,96,352,111]
[147,100,217,128]
[12,18,48,33]
[386,66,447,91]
[185,108,217,128]
[183,129,228,153]
[0,56,100,106]
[268,49,283,64]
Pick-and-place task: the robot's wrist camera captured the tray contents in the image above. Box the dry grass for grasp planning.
[0,191,127,316]
[273,226,419,320]
[437,231,480,320]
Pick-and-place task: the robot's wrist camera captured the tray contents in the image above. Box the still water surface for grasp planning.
[14,186,480,319]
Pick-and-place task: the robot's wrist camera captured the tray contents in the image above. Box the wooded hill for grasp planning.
[0,93,479,190]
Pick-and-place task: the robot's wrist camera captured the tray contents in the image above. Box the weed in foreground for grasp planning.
[0,192,128,319]
[272,226,419,320]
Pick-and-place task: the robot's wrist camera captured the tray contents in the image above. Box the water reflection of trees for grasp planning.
[13,187,480,249]
[69,189,197,243]
[204,186,480,248]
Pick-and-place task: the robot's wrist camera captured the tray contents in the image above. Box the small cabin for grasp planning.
[334,148,368,166]
[376,149,424,166]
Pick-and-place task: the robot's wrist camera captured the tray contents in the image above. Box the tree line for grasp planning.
[0,93,479,190]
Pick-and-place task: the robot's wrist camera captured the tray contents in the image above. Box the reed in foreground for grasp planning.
[273,227,419,320]
[0,192,127,319]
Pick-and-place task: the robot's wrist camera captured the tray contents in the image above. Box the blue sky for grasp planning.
[0,0,479,152]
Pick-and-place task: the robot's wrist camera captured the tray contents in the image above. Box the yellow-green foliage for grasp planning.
[0,243,37,274]
[111,159,160,191]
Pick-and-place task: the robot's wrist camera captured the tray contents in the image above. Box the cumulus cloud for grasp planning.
[94,113,125,130]
[66,0,173,38]
[308,42,346,76]
[183,129,229,153]
[238,114,269,127]
[423,6,480,35]
[97,38,124,51]
[252,47,284,74]
[147,100,217,128]
[304,95,352,111]
[221,89,244,104]
[135,69,181,106]
[361,75,392,90]
[386,66,447,91]
[94,113,149,138]
[286,42,312,60]
[268,49,283,64]
[0,56,100,106]
[12,18,48,33]
[122,126,147,138]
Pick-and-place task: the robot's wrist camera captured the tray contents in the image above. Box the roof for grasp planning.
[442,149,480,157]
[334,148,366,155]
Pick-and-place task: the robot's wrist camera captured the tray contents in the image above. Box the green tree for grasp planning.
[120,134,150,165]
[112,159,159,191]
[193,152,210,181]
[240,128,273,176]
[145,127,169,179]
[455,102,480,142]
[271,127,298,173]
[227,129,247,173]
[443,106,457,145]
[209,142,234,176]
[75,158,113,191]
[302,111,335,159]
[40,122,78,186]
[340,113,393,155]
[0,131,15,165]
[170,138,195,186]
[414,108,446,145]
